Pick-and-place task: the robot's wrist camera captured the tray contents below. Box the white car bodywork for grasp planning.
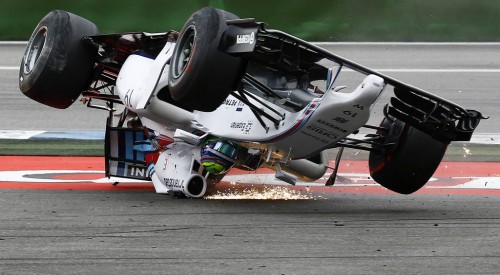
[115,40,386,197]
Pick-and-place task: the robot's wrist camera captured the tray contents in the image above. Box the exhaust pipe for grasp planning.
[152,149,208,198]
[182,174,207,198]
[151,170,208,198]
[161,173,207,198]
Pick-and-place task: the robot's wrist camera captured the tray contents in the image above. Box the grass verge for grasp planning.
[0,139,103,156]
[2,0,500,41]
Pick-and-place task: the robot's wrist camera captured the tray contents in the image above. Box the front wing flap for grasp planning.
[388,87,485,142]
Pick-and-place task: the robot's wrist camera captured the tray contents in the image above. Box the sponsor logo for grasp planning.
[128,166,147,178]
[306,125,338,140]
[164,178,184,189]
[223,99,244,107]
[236,32,255,44]
[316,119,348,133]
[230,121,253,134]
[223,99,238,106]
[230,122,247,129]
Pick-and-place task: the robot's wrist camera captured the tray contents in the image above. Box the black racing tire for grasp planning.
[369,118,448,194]
[168,7,245,112]
[19,10,99,109]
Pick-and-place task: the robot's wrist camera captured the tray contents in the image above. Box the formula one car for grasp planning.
[19,8,485,198]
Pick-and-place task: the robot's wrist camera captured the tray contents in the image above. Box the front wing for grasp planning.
[220,21,485,143]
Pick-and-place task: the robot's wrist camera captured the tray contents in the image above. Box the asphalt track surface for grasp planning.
[1,43,500,274]
[0,156,500,274]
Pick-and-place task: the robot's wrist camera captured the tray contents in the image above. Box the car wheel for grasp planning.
[369,118,448,194]
[19,10,99,109]
[168,7,245,112]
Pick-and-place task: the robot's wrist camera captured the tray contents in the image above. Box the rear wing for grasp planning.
[105,125,150,181]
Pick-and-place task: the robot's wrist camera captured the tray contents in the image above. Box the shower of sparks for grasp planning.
[205,186,316,200]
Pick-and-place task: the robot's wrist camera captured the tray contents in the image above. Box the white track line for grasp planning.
[0,41,27,45]
[0,130,45,139]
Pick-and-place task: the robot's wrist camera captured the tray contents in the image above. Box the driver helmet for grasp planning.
[200,138,238,175]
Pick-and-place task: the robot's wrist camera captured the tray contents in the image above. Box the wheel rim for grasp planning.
[23,26,47,75]
[172,26,195,79]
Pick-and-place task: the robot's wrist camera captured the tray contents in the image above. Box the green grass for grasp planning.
[0,139,103,156]
[2,0,500,41]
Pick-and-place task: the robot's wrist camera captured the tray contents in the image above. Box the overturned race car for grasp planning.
[19,8,485,198]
